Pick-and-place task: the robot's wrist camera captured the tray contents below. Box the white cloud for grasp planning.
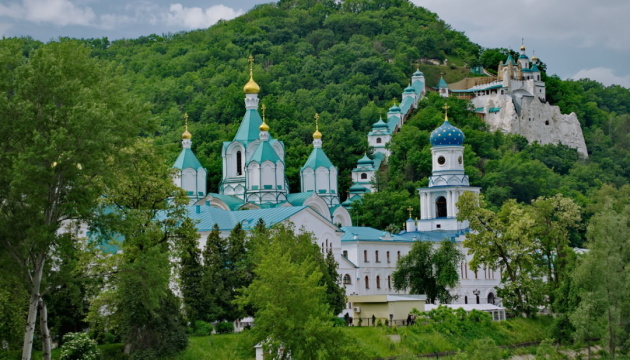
[0,0,98,26]
[412,0,630,51]
[166,3,243,29]
[571,67,630,88]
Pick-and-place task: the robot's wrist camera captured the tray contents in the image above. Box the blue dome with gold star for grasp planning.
[430,120,465,146]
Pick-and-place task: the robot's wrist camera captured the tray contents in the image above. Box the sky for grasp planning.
[1,0,629,88]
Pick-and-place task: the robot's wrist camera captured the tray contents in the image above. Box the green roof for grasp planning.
[185,205,310,231]
[341,226,408,241]
[530,63,540,72]
[206,193,245,211]
[234,109,264,143]
[302,147,334,170]
[437,77,448,89]
[504,54,516,65]
[287,191,315,206]
[248,140,281,164]
[173,148,204,170]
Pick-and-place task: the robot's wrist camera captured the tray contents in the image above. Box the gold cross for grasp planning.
[248,55,254,74]
[262,104,266,121]
[407,206,413,218]
[184,113,189,131]
[314,113,319,131]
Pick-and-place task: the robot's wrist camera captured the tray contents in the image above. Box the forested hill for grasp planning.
[80,0,483,191]
[10,0,630,238]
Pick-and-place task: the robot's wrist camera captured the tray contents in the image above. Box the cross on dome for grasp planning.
[182,112,192,139]
[259,104,269,131]
[313,112,322,139]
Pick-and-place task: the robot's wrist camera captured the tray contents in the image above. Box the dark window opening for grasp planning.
[236,151,243,176]
[436,196,447,218]
[361,173,367,180]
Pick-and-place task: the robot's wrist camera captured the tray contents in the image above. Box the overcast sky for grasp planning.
[1,0,628,88]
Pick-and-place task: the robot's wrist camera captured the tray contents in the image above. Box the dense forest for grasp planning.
[2,0,630,358]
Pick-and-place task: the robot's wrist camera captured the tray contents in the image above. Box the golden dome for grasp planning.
[259,122,269,132]
[244,75,260,94]
[182,130,192,139]
[520,44,526,51]
[313,129,322,139]
[532,55,538,61]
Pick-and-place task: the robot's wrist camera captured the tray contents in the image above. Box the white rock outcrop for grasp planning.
[472,94,588,157]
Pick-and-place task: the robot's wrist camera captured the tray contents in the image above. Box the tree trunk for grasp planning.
[22,257,45,360]
[39,299,52,360]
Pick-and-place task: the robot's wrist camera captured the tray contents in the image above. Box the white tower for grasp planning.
[172,113,207,200]
[300,113,340,207]
[417,105,480,231]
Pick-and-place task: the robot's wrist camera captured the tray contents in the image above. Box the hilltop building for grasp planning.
[346,69,426,199]
[439,44,588,156]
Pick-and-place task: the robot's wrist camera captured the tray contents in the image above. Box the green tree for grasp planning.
[201,224,229,321]
[392,240,463,304]
[87,141,190,358]
[571,185,630,359]
[237,223,364,359]
[0,39,150,360]
[457,192,543,316]
[178,218,204,324]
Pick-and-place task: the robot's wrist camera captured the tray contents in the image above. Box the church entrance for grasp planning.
[436,196,447,218]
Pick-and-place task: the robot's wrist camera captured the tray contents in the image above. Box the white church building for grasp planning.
[171,59,502,312]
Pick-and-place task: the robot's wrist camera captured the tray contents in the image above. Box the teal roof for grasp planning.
[248,140,280,164]
[413,69,424,76]
[348,185,369,193]
[302,147,334,170]
[372,118,387,130]
[234,109,264,143]
[400,96,415,115]
[388,104,401,113]
[518,54,529,60]
[173,148,204,170]
[474,107,485,113]
[206,193,245,211]
[342,194,363,207]
[341,226,408,241]
[411,79,424,95]
[504,54,516,66]
[397,229,463,242]
[404,85,416,93]
[489,107,501,113]
[185,205,310,231]
[286,191,315,206]
[437,77,448,89]
[357,154,373,165]
[430,120,465,146]
[530,63,540,72]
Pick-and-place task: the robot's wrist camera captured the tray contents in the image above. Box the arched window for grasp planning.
[376,137,382,144]
[375,251,379,262]
[236,151,243,176]
[376,276,381,289]
[476,295,480,304]
[464,296,468,304]
[364,250,368,262]
[365,276,369,289]
[488,292,495,305]
[361,173,368,180]
[397,251,401,261]
[386,251,390,263]
[436,196,447,218]
[343,274,352,285]
[387,275,391,289]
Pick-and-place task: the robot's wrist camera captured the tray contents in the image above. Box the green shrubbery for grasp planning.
[59,333,100,360]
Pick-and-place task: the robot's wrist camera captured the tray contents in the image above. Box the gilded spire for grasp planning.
[259,104,269,131]
[313,113,322,139]
[443,103,450,122]
[520,37,526,51]
[532,50,538,62]
[244,55,260,94]
[407,206,413,218]
[182,113,192,139]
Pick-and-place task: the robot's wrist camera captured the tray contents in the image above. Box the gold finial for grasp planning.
[532,50,538,62]
[443,103,450,121]
[313,113,322,139]
[259,104,269,131]
[244,55,260,94]
[520,38,526,51]
[407,206,413,218]
[182,112,192,139]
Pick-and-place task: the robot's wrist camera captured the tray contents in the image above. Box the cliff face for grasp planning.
[472,95,588,157]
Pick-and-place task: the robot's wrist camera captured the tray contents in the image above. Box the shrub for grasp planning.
[215,321,234,334]
[59,332,100,360]
[191,320,213,336]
